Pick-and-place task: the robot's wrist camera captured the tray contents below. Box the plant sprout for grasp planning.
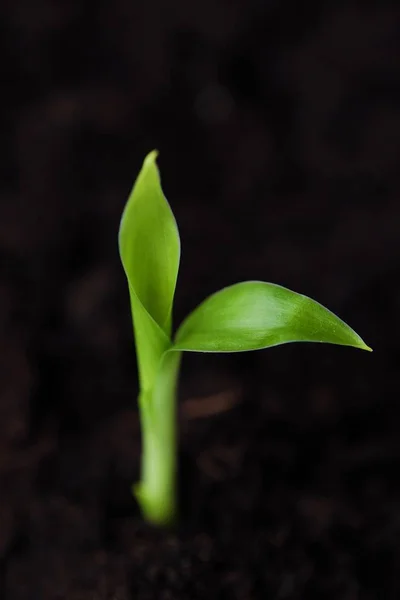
[119,151,371,527]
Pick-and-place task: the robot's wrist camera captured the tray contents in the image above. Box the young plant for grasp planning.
[119,151,371,527]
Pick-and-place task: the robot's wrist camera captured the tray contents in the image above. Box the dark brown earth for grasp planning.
[1,1,400,598]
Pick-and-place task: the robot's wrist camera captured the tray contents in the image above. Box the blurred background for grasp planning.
[1,1,400,598]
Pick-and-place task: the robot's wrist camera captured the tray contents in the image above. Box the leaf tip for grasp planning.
[361,342,373,353]
[144,149,159,168]
[354,335,372,352]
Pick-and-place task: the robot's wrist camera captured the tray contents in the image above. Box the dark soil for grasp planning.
[1,2,400,598]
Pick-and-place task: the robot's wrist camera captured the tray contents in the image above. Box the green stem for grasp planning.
[134,351,182,526]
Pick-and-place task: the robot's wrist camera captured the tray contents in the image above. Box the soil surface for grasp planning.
[1,2,400,599]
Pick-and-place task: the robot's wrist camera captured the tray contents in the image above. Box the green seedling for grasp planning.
[119,151,371,527]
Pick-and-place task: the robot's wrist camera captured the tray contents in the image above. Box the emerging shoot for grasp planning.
[119,151,371,526]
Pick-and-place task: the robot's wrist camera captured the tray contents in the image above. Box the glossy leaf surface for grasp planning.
[174,281,371,353]
[119,150,180,336]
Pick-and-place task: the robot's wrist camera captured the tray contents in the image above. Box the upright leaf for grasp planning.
[119,150,180,337]
[119,151,180,388]
[173,281,371,353]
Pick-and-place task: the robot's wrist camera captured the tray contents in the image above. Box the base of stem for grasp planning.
[133,481,176,527]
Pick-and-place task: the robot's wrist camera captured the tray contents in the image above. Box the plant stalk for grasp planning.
[134,351,182,526]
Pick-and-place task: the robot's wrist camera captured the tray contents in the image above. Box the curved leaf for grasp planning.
[119,151,180,337]
[129,286,170,390]
[173,281,371,353]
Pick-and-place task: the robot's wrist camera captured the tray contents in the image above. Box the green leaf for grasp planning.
[119,150,180,337]
[128,287,170,390]
[173,281,371,353]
